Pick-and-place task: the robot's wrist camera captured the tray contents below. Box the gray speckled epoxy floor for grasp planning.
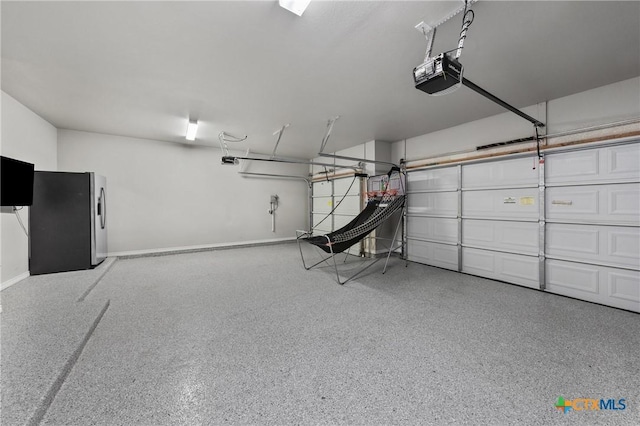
[1,258,116,425]
[2,243,639,425]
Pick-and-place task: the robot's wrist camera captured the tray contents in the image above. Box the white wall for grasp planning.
[1,91,58,287]
[392,77,640,163]
[57,130,309,256]
[547,76,640,132]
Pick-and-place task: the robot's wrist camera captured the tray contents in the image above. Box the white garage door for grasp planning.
[311,175,362,254]
[405,166,460,270]
[461,156,541,289]
[404,140,639,312]
[311,180,333,234]
[545,142,640,312]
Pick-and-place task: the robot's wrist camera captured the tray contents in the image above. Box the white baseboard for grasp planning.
[109,237,296,258]
[1,271,30,291]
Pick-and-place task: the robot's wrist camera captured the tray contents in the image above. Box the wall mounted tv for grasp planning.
[1,156,35,206]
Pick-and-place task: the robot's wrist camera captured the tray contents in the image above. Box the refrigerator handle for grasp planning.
[99,187,107,229]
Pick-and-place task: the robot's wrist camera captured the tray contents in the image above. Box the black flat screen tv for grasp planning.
[1,156,35,206]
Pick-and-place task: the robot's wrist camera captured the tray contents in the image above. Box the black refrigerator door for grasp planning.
[29,172,92,275]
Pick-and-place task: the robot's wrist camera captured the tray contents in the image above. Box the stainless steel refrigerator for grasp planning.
[29,171,107,275]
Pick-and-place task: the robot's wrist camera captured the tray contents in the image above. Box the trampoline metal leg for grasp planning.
[325,236,346,285]
[296,230,335,271]
[331,238,387,285]
[296,230,313,270]
[339,256,383,285]
[383,209,404,274]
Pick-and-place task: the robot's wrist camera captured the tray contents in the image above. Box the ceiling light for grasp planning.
[279,0,311,16]
[186,120,198,141]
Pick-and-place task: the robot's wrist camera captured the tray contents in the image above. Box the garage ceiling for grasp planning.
[2,1,639,158]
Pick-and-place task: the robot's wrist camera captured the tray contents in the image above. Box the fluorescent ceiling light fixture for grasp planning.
[279,0,311,16]
[186,120,198,141]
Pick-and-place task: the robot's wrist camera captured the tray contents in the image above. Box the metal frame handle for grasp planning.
[99,187,106,229]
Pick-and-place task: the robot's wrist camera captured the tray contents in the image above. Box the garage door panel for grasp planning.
[334,195,361,216]
[312,197,333,214]
[462,247,494,273]
[407,240,458,271]
[334,177,360,196]
[312,214,331,234]
[462,247,539,289]
[462,188,538,220]
[546,259,640,312]
[406,216,458,244]
[546,259,600,294]
[462,156,538,189]
[546,143,640,185]
[547,187,598,217]
[609,271,640,306]
[407,167,458,192]
[312,177,362,235]
[608,143,640,180]
[610,186,640,216]
[610,230,640,263]
[547,223,640,270]
[546,183,640,224]
[463,220,538,255]
[313,181,332,197]
[546,149,600,185]
[547,224,599,255]
[408,191,458,217]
